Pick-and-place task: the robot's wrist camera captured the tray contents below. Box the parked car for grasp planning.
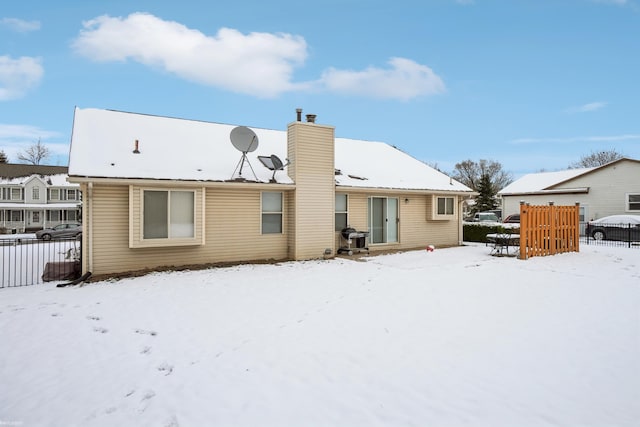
[35,223,82,240]
[503,214,520,223]
[470,212,500,223]
[586,215,640,241]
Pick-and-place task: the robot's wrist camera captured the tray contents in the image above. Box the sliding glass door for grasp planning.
[368,197,398,244]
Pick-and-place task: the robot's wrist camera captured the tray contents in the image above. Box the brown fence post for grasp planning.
[519,201,527,260]
[549,202,556,256]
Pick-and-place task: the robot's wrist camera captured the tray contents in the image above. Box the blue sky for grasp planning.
[1,0,639,178]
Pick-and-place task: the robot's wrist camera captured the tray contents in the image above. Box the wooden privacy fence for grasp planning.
[519,202,580,260]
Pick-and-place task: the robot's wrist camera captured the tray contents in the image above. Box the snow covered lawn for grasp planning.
[1,243,638,427]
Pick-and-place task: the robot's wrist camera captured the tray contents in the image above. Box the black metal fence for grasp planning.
[1,236,82,288]
[581,221,640,249]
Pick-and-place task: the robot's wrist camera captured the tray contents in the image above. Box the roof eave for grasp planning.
[499,187,590,196]
[68,175,297,190]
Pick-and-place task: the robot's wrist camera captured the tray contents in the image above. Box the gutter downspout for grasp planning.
[458,195,471,245]
[86,182,93,274]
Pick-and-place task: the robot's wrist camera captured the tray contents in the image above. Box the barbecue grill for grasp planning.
[338,227,369,256]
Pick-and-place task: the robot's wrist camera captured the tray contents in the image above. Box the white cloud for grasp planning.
[319,57,446,100]
[0,18,41,33]
[565,101,608,113]
[72,13,308,98]
[0,56,44,101]
[510,134,640,144]
[72,13,444,101]
[591,0,628,5]
[0,124,59,140]
[0,124,65,163]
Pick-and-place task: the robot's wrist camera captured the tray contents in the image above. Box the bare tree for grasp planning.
[569,149,623,169]
[17,139,50,165]
[451,159,513,192]
[0,150,7,163]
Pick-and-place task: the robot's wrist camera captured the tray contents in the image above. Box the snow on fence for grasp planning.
[519,202,580,260]
[1,237,81,288]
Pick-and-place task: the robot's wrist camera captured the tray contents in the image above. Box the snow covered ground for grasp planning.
[1,243,638,427]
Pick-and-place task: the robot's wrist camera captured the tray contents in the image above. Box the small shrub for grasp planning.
[463,223,520,243]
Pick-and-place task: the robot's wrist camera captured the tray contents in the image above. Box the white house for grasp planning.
[0,164,82,233]
[498,158,640,222]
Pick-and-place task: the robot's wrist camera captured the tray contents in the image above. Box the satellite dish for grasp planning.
[271,154,283,170]
[258,154,289,182]
[230,126,259,180]
[230,126,259,153]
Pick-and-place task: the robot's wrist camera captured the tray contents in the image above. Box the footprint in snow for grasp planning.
[87,315,101,321]
[140,346,152,355]
[157,363,174,376]
[51,313,62,317]
[135,329,157,336]
[93,327,108,334]
[164,415,180,427]
[138,390,156,413]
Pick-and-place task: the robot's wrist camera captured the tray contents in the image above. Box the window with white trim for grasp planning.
[335,193,348,231]
[49,188,59,201]
[262,192,283,234]
[10,210,23,221]
[32,187,40,200]
[437,197,455,215]
[143,190,195,239]
[11,188,22,200]
[47,210,61,221]
[627,193,640,212]
[67,189,77,200]
[429,195,456,220]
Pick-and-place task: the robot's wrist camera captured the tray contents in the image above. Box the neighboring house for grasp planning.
[498,158,640,223]
[68,108,474,278]
[0,164,82,233]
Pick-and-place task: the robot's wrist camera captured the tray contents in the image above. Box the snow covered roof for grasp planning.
[69,108,472,193]
[0,173,75,187]
[334,139,469,191]
[498,168,595,195]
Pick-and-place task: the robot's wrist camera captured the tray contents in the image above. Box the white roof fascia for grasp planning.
[500,187,590,196]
